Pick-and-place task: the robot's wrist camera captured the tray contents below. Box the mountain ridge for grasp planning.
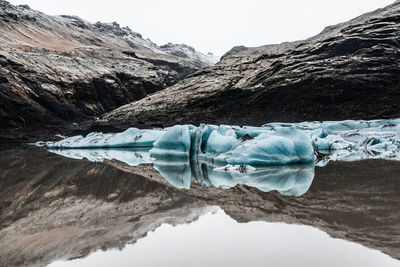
[0,0,215,138]
[100,0,400,128]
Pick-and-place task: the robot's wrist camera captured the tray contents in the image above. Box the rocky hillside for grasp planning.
[0,0,215,133]
[101,0,400,128]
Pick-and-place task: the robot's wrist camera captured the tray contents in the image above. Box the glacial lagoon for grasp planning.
[1,119,400,266]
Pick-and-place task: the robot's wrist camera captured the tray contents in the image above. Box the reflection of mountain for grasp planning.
[200,161,400,261]
[104,155,400,261]
[0,146,213,267]
[0,146,399,266]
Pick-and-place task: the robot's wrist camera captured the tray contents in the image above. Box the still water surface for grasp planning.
[49,209,399,267]
[0,145,399,267]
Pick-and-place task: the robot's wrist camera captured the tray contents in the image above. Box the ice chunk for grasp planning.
[47,128,164,148]
[219,128,315,165]
[150,125,192,159]
[204,130,237,154]
[34,141,46,147]
[40,119,400,167]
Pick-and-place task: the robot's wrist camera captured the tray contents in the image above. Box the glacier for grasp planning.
[41,119,400,165]
[45,128,164,149]
[38,119,400,194]
[44,124,315,166]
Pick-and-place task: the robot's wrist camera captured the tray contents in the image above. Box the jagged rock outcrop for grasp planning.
[0,146,399,266]
[101,1,400,128]
[160,43,217,66]
[0,0,214,135]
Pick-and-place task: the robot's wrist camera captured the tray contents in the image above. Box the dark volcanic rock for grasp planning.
[101,1,400,128]
[0,0,213,138]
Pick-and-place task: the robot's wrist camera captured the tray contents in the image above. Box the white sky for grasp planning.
[7,0,396,56]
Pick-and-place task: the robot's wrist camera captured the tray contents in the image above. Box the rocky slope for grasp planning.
[101,0,400,128]
[0,146,399,266]
[0,0,215,137]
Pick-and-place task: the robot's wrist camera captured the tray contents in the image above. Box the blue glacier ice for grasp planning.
[38,119,400,167]
[147,125,314,166]
[45,128,164,149]
[150,125,192,159]
[204,128,237,154]
[219,128,314,166]
[261,119,400,164]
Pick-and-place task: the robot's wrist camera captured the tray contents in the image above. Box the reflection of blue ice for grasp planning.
[153,158,314,196]
[212,164,314,197]
[153,159,192,189]
[49,148,152,166]
[48,148,315,196]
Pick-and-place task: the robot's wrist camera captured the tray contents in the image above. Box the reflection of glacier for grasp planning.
[49,148,315,197]
[155,159,314,197]
[49,148,152,166]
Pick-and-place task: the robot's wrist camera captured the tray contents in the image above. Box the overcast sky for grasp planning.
[8,0,396,57]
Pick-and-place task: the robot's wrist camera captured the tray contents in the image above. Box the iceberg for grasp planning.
[147,125,314,166]
[45,128,164,149]
[262,119,400,163]
[150,125,191,159]
[38,119,400,167]
[219,128,314,166]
